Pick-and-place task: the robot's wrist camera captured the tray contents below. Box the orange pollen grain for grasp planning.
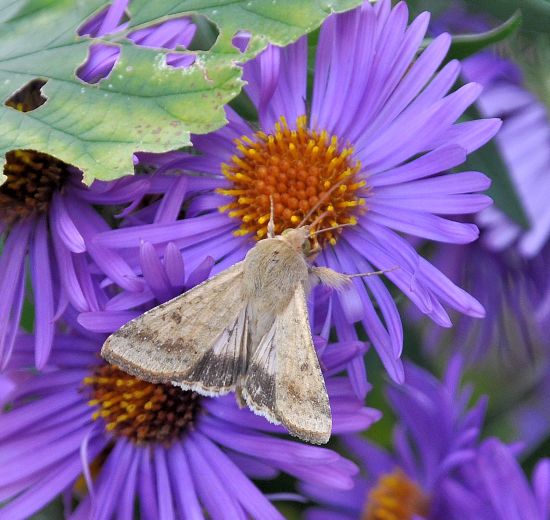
[363,469,430,520]
[83,365,201,446]
[217,115,367,245]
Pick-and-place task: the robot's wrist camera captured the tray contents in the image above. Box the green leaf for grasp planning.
[444,10,522,62]
[0,0,361,184]
[464,0,550,34]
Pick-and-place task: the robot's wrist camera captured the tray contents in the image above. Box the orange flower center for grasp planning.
[363,469,430,520]
[83,365,201,446]
[218,115,367,245]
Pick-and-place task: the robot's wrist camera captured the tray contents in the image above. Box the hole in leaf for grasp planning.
[5,79,47,112]
[188,15,219,51]
[78,4,130,37]
[232,32,251,53]
[77,43,120,84]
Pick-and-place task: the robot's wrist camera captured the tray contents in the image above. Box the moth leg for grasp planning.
[309,266,398,291]
[308,266,351,290]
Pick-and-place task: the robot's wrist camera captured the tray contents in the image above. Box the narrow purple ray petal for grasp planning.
[78,311,139,333]
[167,442,204,520]
[154,446,176,520]
[51,194,86,253]
[0,219,33,367]
[30,217,55,368]
[194,432,283,520]
[185,434,246,520]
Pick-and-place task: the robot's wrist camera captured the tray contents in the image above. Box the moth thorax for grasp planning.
[83,365,201,446]
[362,469,430,520]
[0,149,71,226]
[218,115,367,245]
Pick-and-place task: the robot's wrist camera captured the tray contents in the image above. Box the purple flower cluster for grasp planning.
[1,0,549,518]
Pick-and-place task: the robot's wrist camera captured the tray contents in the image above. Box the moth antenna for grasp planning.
[297,177,349,228]
[347,267,399,278]
[308,211,330,232]
[267,195,275,238]
[311,223,354,237]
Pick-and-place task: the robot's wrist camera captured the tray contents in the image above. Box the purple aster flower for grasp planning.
[448,439,550,520]
[0,329,368,519]
[93,0,500,384]
[300,356,488,519]
[417,14,550,360]
[0,245,378,519]
[0,3,196,369]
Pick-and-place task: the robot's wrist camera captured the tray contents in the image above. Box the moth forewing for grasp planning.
[101,262,247,389]
[273,286,331,444]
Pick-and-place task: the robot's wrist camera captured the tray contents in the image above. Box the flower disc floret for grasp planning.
[84,364,201,445]
[219,115,366,244]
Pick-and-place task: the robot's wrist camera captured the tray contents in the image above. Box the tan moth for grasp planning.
[101,200,389,444]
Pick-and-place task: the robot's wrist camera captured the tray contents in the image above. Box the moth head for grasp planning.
[280,226,312,254]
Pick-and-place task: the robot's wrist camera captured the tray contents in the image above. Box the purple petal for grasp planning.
[30,218,55,368]
[51,194,86,253]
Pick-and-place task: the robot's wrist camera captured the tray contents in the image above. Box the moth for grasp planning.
[102,202,387,444]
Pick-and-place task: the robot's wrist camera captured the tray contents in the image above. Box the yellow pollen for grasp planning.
[218,115,368,245]
[363,469,430,520]
[83,365,201,446]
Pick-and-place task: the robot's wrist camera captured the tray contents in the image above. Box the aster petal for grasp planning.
[430,118,502,153]
[0,408,90,465]
[362,83,483,171]
[345,241,404,356]
[532,459,550,518]
[78,310,139,333]
[105,287,154,311]
[478,440,541,520]
[131,448,157,519]
[343,2,409,140]
[51,194,86,253]
[167,442,204,520]
[0,426,91,486]
[0,436,105,520]
[362,32,451,141]
[416,257,485,318]
[347,360,368,399]
[346,226,431,314]
[51,231,90,311]
[140,241,173,303]
[185,255,215,289]
[201,416,340,466]
[91,441,135,520]
[277,457,358,490]
[370,193,492,215]
[185,433,246,520]
[227,452,279,480]
[368,144,467,186]
[30,218,56,368]
[194,432,283,520]
[367,206,480,243]
[374,171,491,197]
[154,176,188,224]
[74,177,151,205]
[93,212,233,249]
[116,445,140,520]
[0,219,32,367]
[64,198,143,292]
[328,248,403,382]
[154,445,177,520]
